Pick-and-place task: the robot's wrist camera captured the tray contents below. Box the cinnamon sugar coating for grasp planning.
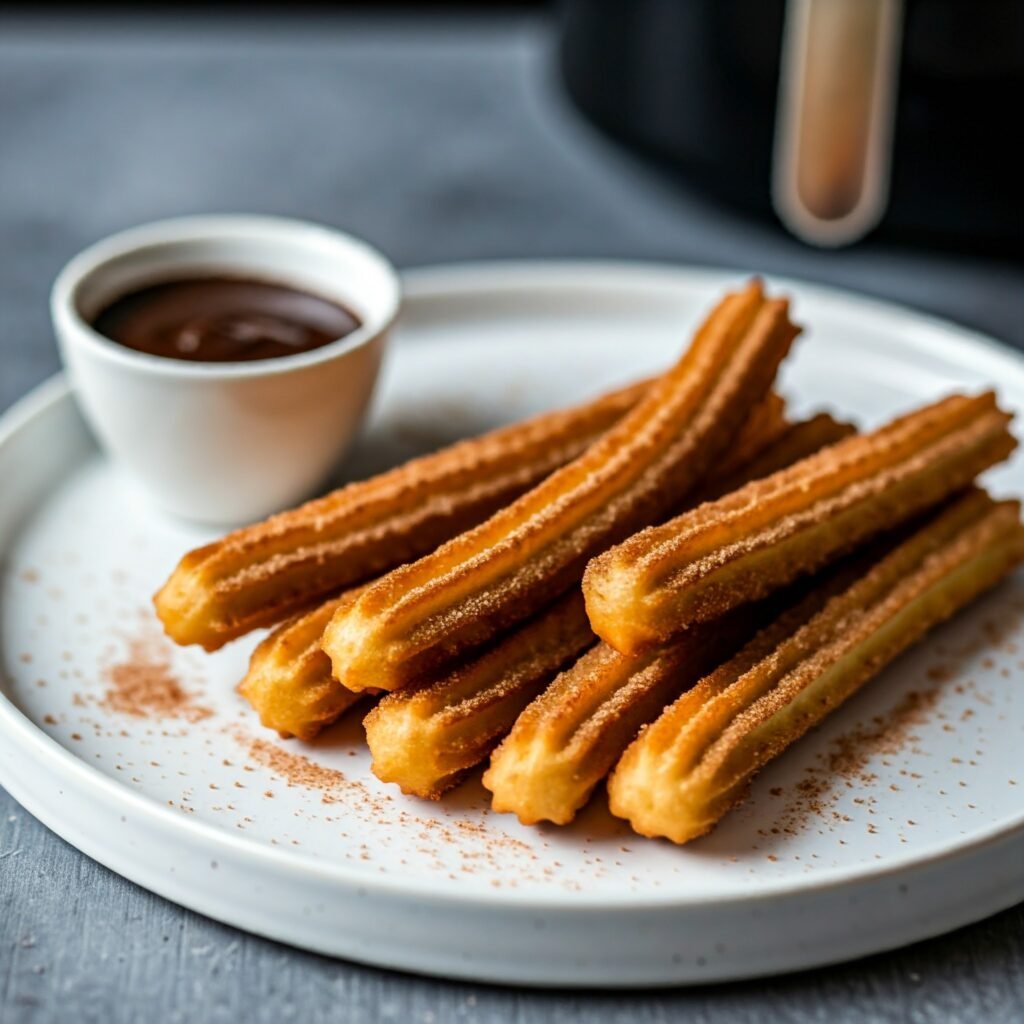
[710,391,789,481]
[365,592,594,799]
[236,388,785,745]
[585,391,1017,654]
[483,612,755,826]
[238,590,370,740]
[607,490,1024,844]
[363,410,837,799]
[155,377,650,650]
[697,412,854,503]
[324,280,800,693]
[480,413,851,825]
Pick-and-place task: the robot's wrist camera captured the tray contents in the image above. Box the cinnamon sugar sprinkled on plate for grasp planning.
[227,727,538,869]
[246,736,351,791]
[101,617,211,723]
[771,682,965,837]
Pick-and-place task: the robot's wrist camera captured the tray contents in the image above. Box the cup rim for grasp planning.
[50,214,401,380]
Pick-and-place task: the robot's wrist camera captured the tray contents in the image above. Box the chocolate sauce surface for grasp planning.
[92,277,361,363]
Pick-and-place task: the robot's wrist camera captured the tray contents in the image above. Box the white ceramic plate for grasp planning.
[2,263,1024,988]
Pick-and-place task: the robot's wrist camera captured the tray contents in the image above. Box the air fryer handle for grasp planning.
[773,0,903,247]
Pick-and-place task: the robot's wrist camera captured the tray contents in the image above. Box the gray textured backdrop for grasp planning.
[1,11,1022,1023]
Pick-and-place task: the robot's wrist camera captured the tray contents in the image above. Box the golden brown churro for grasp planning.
[697,412,854,502]
[365,593,595,798]
[480,414,852,824]
[608,489,1024,843]
[155,377,650,650]
[710,391,789,481]
[237,391,786,744]
[483,611,757,825]
[154,272,1024,850]
[585,392,1016,654]
[237,591,371,740]
[324,280,799,693]
[362,412,840,798]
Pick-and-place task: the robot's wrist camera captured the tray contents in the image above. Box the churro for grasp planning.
[237,392,785,744]
[365,592,594,798]
[608,489,1024,843]
[481,414,852,824]
[585,392,1016,654]
[155,377,650,650]
[697,412,854,502]
[363,412,840,797]
[324,280,799,693]
[710,391,788,481]
[483,610,758,825]
[238,591,370,740]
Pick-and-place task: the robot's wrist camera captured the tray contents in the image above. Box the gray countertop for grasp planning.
[1,11,1022,1023]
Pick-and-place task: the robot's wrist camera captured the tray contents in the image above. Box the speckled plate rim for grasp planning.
[2,261,1024,986]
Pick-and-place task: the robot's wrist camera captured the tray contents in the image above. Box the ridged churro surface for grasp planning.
[710,391,789,482]
[697,412,854,502]
[608,490,1024,843]
[357,406,814,799]
[238,591,368,740]
[325,280,799,693]
[155,378,649,650]
[365,593,594,798]
[262,397,787,761]
[237,391,786,745]
[482,613,754,825]
[480,413,851,825]
[585,392,1016,654]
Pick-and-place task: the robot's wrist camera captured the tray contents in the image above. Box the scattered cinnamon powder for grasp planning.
[831,686,942,767]
[773,685,947,836]
[229,727,538,868]
[101,621,211,723]
[246,736,350,791]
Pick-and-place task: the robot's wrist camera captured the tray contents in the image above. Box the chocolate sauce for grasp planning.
[92,277,361,363]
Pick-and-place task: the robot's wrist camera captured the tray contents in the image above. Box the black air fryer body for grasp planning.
[559,0,1024,248]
